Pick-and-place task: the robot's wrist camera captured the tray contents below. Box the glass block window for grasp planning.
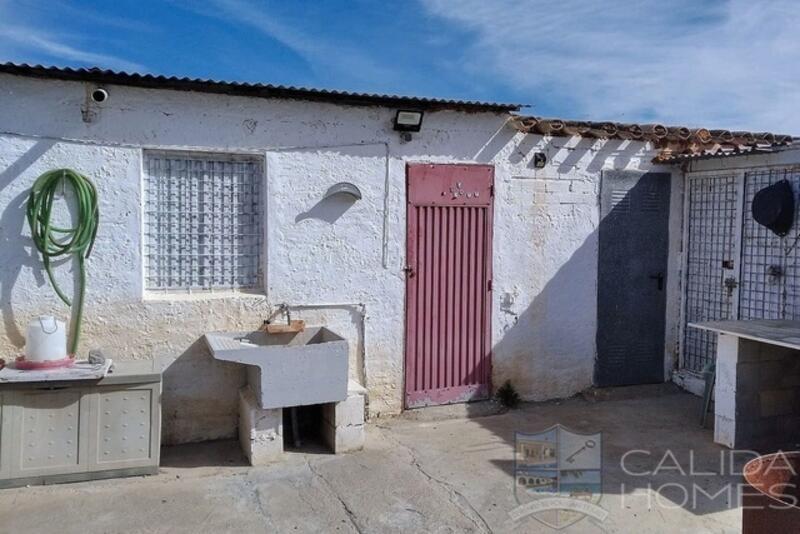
[143,152,263,292]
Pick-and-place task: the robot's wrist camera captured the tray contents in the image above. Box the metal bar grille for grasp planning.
[407,205,490,396]
[683,175,737,372]
[143,152,262,291]
[740,168,800,319]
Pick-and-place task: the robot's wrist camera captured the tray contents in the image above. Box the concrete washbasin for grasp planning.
[204,327,349,409]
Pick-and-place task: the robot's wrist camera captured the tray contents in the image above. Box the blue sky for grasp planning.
[1,0,798,132]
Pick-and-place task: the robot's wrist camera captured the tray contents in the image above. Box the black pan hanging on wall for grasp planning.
[752,179,795,236]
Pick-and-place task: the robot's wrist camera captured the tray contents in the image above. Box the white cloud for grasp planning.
[196,0,403,90]
[0,24,145,72]
[421,0,800,132]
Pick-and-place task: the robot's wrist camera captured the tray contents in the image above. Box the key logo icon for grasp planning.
[511,425,606,530]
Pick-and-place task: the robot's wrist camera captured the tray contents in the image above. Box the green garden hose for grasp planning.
[26,169,99,356]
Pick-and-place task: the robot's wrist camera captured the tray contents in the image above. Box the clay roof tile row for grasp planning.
[510,116,795,163]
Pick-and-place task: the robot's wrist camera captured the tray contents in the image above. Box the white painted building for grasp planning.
[0,64,794,445]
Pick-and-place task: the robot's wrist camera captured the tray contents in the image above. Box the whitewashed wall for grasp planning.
[0,73,672,443]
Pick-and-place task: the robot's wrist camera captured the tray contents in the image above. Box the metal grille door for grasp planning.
[405,164,493,408]
[740,168,800,319]
[683,175,738,372]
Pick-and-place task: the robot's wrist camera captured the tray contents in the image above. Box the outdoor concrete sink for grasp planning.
[204,327,349,409]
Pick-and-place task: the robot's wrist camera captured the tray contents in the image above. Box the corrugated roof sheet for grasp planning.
[0,62,523,113]
[2,63,794,163]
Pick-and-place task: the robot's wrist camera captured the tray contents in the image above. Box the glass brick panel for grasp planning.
[144,152,262,291]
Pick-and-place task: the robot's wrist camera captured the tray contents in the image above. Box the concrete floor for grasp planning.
[0,385,745,533]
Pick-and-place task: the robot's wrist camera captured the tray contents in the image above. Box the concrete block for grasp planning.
[756,343,795,362]
[347,380,367,397]
[672,370,705,396]
[239,387,283,465]
[531,180,548,193]
[759,389,795,418]
[322,420,365,454]
[322,393,365,428]
[714,414,735,448]
[747,418,778,442]
[716,335,739,390]
[736,339,763,362]
[735,362,761,394]
[714,383,736,420]
[319,380,367,454]
[757,360,784,387]
[335,425,366,452]
[778,359,800,388]
[735,392,760,418]
[715,358,736,391]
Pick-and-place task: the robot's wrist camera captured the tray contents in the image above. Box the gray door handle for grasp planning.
[649,273,664,291]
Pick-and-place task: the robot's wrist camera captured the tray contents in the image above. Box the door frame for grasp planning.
[403,162,494,409]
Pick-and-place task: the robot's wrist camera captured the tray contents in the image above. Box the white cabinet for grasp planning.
[0,361,161,488]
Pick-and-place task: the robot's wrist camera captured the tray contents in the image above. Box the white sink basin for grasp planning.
[204,327,349,409]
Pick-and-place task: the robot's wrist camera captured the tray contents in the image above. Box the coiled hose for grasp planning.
[26,169,99,356]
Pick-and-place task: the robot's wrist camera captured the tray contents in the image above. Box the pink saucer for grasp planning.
[14,355,75,370]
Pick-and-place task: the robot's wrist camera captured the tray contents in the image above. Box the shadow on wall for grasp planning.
[491,171,671,397]
[160,338,247,446]
[488,132,647,399]
[0,139,56,347]
[491,231,598,401]
[295,194,358,224]
[474,119,519,163]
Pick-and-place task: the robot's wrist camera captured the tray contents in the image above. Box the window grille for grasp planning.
[143,152,262,292]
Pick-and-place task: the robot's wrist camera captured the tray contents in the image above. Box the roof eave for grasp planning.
[0,63,523,113]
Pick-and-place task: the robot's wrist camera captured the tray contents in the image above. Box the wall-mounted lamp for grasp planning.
[324,182,362,200]
[533,152,547,169]
[393,110,424,133]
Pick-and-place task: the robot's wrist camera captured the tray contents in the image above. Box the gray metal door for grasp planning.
[596,171,671,386]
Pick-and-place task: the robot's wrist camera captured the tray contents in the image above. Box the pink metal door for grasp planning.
[405,163,493,408]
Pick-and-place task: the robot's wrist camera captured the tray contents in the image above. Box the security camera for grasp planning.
[90,88,108,103]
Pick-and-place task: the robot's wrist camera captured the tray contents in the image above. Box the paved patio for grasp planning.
[0,385,744,533]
